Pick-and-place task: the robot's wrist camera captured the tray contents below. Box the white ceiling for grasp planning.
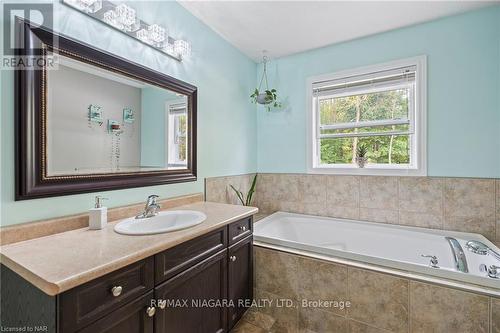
[179,1,498,61]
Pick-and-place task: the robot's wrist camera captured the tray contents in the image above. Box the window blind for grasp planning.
[313,65,416,97]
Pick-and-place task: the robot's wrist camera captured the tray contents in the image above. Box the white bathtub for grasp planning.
[254,212,500,291]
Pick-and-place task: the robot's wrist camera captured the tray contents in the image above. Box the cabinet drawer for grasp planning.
[59,258,154,333]
[155,227,227,284]
[78,291,154,333]
[228,217,252,245]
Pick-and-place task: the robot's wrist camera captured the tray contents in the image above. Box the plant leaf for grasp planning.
[230,185,245,206]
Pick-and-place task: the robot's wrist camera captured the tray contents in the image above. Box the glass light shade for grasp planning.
[148,24,167,44]
[163,43,175,55]
[136,29,152,44]
[64,0,102,13]
[114,4,138,31]
[174,40,191,58]
[103,10,124,30]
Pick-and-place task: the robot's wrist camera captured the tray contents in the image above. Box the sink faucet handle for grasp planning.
[421,254,439,268]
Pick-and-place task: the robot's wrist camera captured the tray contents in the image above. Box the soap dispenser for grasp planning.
[89,196,108,230]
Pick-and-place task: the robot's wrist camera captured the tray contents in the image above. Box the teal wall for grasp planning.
[1,3,499,226]
[0,1,257,226]
[256,6,500,178]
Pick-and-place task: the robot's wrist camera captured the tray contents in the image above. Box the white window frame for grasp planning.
[306,55,427,176]
[165,99,188,168]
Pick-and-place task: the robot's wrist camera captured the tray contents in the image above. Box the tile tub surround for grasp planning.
[0,193,203,246]
[205,174,500,244]
[245,246,497,333]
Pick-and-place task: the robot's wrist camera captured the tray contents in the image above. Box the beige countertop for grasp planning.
[0,202,258,296]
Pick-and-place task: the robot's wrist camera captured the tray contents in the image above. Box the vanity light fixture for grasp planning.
[62,0,191,61]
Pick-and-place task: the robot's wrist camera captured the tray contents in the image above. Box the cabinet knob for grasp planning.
[159,300,166,310]
[230,255,237,262]
[239,226,247,232]
[146,306,156,317]
[111,286,123,297]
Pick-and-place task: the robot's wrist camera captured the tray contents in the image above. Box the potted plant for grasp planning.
[250,54,281,112]
[355,144,368,168]
[230,174,257,206]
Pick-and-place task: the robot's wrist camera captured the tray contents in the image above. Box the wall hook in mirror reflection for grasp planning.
[123,108,135,123]
[88,104,103,123]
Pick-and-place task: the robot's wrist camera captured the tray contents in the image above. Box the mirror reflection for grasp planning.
[46,54,189,176]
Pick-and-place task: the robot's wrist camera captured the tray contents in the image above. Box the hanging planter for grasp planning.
[250,54,282,111]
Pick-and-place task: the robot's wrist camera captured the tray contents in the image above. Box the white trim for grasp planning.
[306,55,427,176]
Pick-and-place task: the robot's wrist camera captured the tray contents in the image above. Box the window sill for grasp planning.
[308,165,426,176]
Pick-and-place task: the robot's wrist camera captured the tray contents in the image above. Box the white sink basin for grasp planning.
[114,210,207,235]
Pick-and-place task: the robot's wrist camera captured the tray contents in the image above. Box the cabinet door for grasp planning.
[227,236,253,329]
[154,250,227,333]
[78,291,154,333]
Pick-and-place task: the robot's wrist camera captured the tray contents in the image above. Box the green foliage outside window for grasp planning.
[319,89,411,165]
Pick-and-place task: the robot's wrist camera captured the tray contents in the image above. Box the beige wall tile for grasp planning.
[296,256,348,316]
[347,268,408,333]
[300,202,327,216]
[326,205,360,220]
[398,211,443,229]
[444,178,495,218]
[410,281,489,333]
[326,176,360,207]
[359,208,398,224]
[299,175,327,203]
[398,177,443,215]
[443,216,495,242]
[299,307,347,333]
[205,174,256,205]
[348,321,393,333]
[492,298,500,333]
[359,176,398,210]
[254,247,299,299]
[444,178,496,240]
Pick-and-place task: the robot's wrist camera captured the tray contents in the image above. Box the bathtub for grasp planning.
[254,212,500,291]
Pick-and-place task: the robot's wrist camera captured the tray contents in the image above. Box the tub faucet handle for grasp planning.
[421,254,439,268]
[487,265,499,278]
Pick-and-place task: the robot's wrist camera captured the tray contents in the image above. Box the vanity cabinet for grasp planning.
[0,217,253,333]
[154,250,228,333]
[227,236,253,328]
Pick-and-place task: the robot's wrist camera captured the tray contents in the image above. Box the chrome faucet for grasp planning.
[465,240,500,261]
[136,195,161,219]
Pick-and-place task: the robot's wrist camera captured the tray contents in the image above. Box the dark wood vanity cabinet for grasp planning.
[1,217,254,333]
[155,250,228,333]
[228,236,253,328]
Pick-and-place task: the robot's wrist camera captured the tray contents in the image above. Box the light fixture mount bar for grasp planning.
[62,0,191,61]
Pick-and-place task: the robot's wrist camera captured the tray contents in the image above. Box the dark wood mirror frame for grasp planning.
[15,19,197,200]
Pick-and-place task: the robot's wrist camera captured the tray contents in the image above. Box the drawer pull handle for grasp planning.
[230,255,237,262]
[239,226,247,232]
[146,306,156,317]
[111,286,123,297]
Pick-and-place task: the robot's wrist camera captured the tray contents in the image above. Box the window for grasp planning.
[307,56,426,175]
[167,101,188,168]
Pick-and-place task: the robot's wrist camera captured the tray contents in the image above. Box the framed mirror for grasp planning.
[15,20,197,200]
